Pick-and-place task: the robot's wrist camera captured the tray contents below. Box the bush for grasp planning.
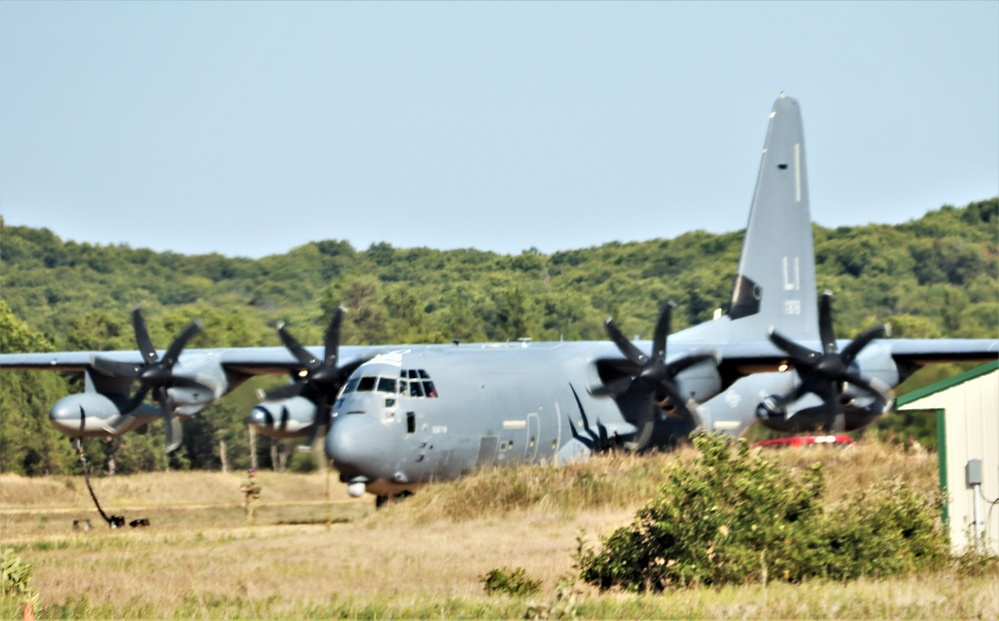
[481,567,542,596]
[1,548,34,599]
[579,433,947,591]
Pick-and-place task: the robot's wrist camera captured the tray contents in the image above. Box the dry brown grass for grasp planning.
[2,440,997,619]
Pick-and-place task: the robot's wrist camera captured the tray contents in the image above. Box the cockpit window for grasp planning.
[397,369,439,397]
[340,374,403,397]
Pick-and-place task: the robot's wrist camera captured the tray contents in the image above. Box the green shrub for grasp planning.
[481,567,542,596]
[579,433,946,591]
[1,548,34,599]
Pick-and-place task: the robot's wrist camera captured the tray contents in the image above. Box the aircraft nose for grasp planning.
[325,414,387,478]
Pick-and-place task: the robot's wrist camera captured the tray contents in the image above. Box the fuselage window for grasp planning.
[410,381,424,398]
[423,381,437,398]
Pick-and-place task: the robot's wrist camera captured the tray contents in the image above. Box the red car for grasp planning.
[753,435,855,449]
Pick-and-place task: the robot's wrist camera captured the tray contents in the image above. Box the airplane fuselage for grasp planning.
[325,343,636,497]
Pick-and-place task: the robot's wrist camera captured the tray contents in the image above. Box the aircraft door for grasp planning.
[526,413,540,461]
[476,435,499,468]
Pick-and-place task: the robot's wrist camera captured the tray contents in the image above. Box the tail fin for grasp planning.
[681,93,819,343]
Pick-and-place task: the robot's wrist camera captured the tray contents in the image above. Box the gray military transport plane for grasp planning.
[2,93,996,504]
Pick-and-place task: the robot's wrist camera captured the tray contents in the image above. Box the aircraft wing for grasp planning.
[880,338,999,365]
[0,345,389,376]
[694,337,998,377]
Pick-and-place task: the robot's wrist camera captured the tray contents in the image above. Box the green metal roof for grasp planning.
[896,359,999,408]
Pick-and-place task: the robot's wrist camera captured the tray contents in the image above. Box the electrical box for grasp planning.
[966,459,983,487]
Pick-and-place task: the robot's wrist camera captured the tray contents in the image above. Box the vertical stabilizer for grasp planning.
[733,94,818,340]
[677,93,819,344]
[728,94,820,343]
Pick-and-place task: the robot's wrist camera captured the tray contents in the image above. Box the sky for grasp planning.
[1,1,996,259]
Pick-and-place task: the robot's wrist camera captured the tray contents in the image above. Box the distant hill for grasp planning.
[2,198,995,350]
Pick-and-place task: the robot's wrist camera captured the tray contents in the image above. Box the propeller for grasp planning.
[263,307,368,447]
[590,302,718,449]
[758,291,891,431]
[91,306,207,451]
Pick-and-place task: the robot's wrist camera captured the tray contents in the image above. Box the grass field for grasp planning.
[2,441,997,619]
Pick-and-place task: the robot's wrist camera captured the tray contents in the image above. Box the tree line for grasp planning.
[0,198,995,475]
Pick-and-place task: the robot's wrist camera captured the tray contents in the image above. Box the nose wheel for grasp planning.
[375,491,412,509]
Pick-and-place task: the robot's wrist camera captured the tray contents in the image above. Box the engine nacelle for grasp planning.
[49,393,159,439]
[698,371,794,436]
[248,396,318,439]
[673,357,723,406]
[170,353,229,409]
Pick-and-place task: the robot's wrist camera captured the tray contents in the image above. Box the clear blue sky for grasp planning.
[1,1,996,258]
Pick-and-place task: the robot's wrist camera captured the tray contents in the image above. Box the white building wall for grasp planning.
[899,370,999,554]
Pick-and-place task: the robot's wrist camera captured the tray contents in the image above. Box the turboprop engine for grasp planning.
[47,307,227,451]
[755,293,896,433]
[247,308,368,446]
[590,302,721,450]
[248,396,318,439]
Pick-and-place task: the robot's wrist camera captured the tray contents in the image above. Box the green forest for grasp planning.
[1,198,996,475]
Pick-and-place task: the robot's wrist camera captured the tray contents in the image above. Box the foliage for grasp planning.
[1,548,36,600]
[578,433,948,591]
[481,567,542,596]
[952,543,999,578]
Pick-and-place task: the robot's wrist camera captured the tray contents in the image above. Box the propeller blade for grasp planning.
[604,318,648,366]
[122,385,151,414]
[277,323,321,369]
[818,292,837,355]
[838,324,887,365]
[162,320,202,366]
[165,416,183,453]
[589,376,633,397]
[323,308,344,368]
[131,306,158,364]
[152,388,168,414]
[651,302,675,362]
[335,357,370,385]
[840,371,891,406]
[656,379,689,413]
[279,404,290,432]
[630,397,657,450]
[768,328,820,365]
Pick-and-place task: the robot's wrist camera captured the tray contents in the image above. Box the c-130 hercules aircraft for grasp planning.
[2,93,995,504]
